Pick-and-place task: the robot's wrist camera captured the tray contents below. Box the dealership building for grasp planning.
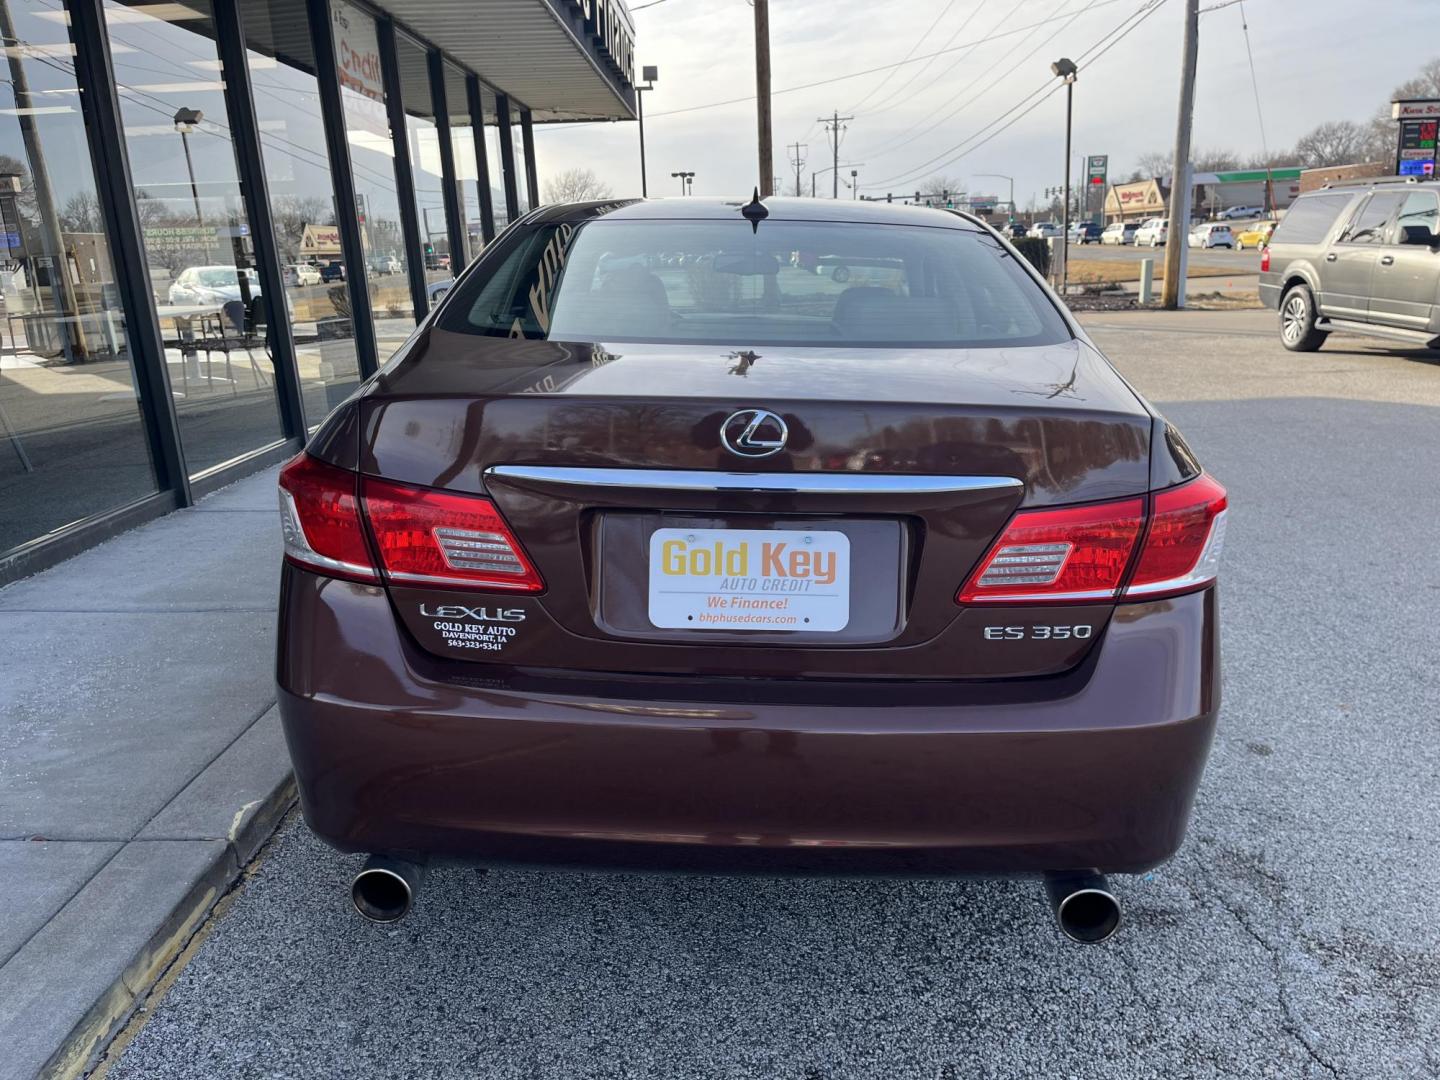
[0,0,636,581]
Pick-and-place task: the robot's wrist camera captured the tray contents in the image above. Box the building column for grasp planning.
[495,93,519,224]
[67,0,190,500]
[213,0,307,438]
[428,49,467,268]
[520,108,539,208]
[377,19,429,320]
[306,0,379,376]
[467,74,495,243]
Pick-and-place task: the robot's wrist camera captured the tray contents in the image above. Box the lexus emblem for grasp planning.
[721,408,789,458]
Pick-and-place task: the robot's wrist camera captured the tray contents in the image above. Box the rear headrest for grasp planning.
[833,291,958,341]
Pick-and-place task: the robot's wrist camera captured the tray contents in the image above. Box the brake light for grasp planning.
[956,498,1144,603]
[277,453,378,583]
[362,478,544,592]
[1124,474,1227,599]
[1260,247,1270,272]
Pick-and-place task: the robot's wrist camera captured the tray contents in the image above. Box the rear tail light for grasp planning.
[955,474,1227,605]
[278,454,542,592]
[1260,247,1270,272]
[957,499,1145,603]
[1124,473,1227,599]
[277,453,378,583]
[362,478,544,592]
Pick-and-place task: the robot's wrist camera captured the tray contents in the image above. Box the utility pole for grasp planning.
[817,111,853,198]
[754,0,773,197]
[788,141,807,197]
[1162,0,1199,309]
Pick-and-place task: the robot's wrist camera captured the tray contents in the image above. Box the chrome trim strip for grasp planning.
[484,465,1024,497]
[385,569,536,590]
[968,587,1118,603]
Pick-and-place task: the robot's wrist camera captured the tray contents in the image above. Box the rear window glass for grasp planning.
[439,218,1070,348]
[1271,193,1354,245]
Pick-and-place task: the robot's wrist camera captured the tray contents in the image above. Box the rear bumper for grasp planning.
[1258,280,1281,309]
[277,571,1220,876]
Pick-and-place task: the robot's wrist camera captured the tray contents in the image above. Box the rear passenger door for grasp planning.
[1370,190,1440,332]
[1319,192,1403,320]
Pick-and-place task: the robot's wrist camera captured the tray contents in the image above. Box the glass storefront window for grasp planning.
[511,111,531,216]
[443,62,483,266]
[105,0,285,476]
[239,0,358,423]
[329,0,410,357]
[481,87,508,229]
[395,32,448,314]
[0,0,159,554]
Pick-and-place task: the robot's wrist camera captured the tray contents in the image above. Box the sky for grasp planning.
[533,0,1438,208]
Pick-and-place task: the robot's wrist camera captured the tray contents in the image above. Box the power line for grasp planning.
[629,0,674,11]
[868,0,1171,189]
[645,0,1130,119]
[860,0,1096,159]
[845,0,962,115]
[863,0,996,117]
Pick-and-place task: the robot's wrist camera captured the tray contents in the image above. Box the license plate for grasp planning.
[647,528,850,632]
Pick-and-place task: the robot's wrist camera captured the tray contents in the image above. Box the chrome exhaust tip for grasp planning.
[1044,871,1122,944]
[351,855,427,923]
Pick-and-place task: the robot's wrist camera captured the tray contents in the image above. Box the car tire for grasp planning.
[1280,285,1327,352]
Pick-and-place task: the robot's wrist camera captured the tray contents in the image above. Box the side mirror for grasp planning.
[1398,224,1435,246]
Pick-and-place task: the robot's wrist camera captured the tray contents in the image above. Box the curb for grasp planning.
[39,774,297,1080]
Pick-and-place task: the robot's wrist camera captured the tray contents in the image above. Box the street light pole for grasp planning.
[976,173,1015,217]
[173,107,206,237]
[635,66,658,198]
[670,170,694,195]
[1050,59,1078,295]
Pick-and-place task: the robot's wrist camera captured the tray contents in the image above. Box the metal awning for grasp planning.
[373,0,636,122]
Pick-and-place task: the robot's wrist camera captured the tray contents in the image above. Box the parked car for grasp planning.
[283,263,322,287]
[275,197,1227,944]
[370,254,401,275]
[1216,205,1264,221]
[167,265,262,306]
[1134,218,1168,247]
[1189,223,1235,249]
[1071,221,1103,244]
[1259,177,1440,352]
[319,261,347,283]
[1233,221,1276,250]
[1100,221,1138,245]
[1029,221,1062,239]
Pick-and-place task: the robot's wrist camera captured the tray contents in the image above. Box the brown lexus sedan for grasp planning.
[276,197,1225,943]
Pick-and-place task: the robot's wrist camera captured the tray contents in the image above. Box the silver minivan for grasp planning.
[1259,177,1440,351]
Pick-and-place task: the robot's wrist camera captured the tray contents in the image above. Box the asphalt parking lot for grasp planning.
[105,310,1440,1079]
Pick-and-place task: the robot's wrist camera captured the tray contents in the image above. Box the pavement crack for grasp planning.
[1180,851,1341,1078]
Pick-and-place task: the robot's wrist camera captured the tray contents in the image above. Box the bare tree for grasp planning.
[543,167,613,204]
[1293,120,1371,169]
[918,175,964,200]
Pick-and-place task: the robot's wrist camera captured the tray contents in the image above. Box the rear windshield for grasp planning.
[439,218,1070,348]
[1271,193,1354,245]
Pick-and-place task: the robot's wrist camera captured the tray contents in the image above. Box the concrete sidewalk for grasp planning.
[0,466,291,1080]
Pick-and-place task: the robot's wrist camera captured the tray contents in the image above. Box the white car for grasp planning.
[1217,205,1263,221]
[1100,221,1137,245]
[284,263,322,287]
[1134,218,1168,247]
[1028,221,1062,239]
[168,265,263,306]
[1189,223,1235,249]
